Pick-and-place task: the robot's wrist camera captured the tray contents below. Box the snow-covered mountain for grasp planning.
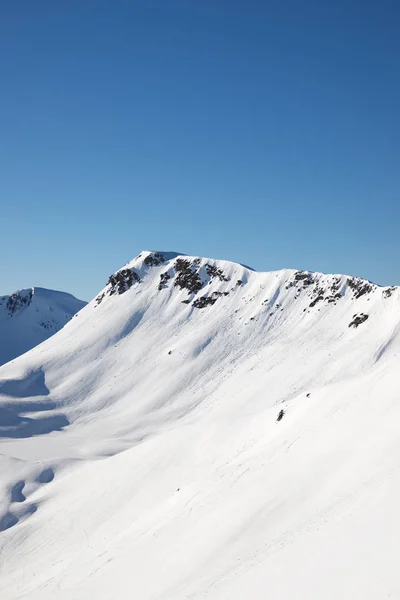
[0,251,399,600]
[0,287,86,366]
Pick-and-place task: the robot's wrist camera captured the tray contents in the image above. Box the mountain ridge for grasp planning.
[0,250,399,599]
[118,249,392,285]
[94,250,398,317]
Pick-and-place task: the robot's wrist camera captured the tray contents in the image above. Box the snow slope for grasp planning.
[0,251,399,599]
[0,287,86,366]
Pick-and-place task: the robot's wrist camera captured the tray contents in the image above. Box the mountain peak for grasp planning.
[0,286,86,366]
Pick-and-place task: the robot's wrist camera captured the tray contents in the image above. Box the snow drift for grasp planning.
[0,251,399,599]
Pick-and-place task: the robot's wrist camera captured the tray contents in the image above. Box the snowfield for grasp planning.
[0,287,86,367]
[0,251,399,599]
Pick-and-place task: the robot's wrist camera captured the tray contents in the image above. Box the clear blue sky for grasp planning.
[1,1,399,300]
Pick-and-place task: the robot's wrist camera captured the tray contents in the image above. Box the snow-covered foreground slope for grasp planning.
[0,287,86,366]
[0,251,399,599]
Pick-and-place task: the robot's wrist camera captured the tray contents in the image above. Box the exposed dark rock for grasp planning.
[290,272,346,311]
[144,252,165,267]
[325,293,342,303]
[277,409,285,422]
[294,271,314,286]
[96,268,141,303]
[205,264,228,281]
[349,313,369,328]
[38,320,57,330]
[95,292,105,307]
[309,294,324,308]
[158,271,171,291]
[174,259,203,294]
[347,277,374,299]
[108,269,140,295]
[193,295,218,309]
[6,290,33,315]
[383,287,395,299]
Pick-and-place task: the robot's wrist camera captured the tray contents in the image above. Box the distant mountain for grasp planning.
[0,287,86,366]
[0,251,399,599]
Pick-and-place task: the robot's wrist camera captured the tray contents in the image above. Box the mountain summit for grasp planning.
[0,251,399,599]
[0,287,86,366]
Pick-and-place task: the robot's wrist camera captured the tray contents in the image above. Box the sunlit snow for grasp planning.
[0,251,399,599]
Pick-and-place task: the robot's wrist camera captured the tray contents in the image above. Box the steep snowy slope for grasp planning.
[0,251,399,600]
[0,287,86,366]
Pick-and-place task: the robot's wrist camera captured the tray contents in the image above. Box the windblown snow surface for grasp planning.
[0,251,399,600]
[0,287,86,367]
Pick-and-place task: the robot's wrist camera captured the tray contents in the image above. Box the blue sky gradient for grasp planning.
[1,1,399,300]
